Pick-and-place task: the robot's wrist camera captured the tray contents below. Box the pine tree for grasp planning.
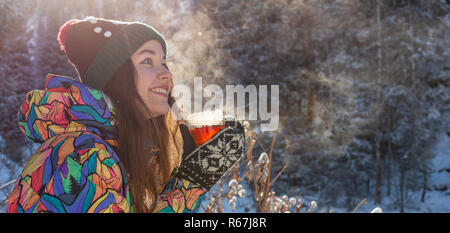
[0,0,34,162]
[69,175,82,195]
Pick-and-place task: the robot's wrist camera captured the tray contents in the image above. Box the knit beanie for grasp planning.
[57,16,167,90]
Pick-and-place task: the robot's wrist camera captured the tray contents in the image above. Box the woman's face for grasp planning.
[131,40,172,118]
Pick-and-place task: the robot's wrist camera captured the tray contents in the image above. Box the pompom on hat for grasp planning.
[57,16,167,90]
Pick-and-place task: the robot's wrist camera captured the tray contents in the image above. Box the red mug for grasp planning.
[188,125,225,147]
[185,111,236,147]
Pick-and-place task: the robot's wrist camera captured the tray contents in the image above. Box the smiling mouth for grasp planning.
[149,87,169,97]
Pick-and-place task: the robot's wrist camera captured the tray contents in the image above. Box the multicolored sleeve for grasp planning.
[152,124,207,213]
[75,146,133,213]
[7,140,133,213]
[153,176,207,213]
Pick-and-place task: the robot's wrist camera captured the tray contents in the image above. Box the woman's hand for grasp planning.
[174,119,247,191]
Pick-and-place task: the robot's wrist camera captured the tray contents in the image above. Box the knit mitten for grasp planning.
[174,119,247,191]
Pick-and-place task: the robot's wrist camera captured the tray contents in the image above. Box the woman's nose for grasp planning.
[158,68,172,80]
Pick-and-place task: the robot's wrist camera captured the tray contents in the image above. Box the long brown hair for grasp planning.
[102,59,180,212]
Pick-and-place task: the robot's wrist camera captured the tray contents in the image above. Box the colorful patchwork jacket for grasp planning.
[7,74,206,213]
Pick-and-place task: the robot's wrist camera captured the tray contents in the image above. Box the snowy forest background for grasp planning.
[0,0,449,213]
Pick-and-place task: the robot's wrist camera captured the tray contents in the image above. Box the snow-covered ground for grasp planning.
[420,130,450,212]
[370,130,450,213]
[0,136,37,213]
[0,154,22,212]
[213,130,450,213]
[1,130,449,213]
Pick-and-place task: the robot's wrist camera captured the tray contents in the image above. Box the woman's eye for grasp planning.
[142,58,153,65]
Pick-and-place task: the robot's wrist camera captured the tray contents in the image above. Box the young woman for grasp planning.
[7,17,246,213]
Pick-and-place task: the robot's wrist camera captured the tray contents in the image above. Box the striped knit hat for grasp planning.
[57,16,167,90]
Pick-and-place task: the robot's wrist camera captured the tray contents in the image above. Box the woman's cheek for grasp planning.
[141,66,158,79]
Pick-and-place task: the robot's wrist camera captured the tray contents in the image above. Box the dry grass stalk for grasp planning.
[351,198,368,213]
[306,201,317,213]
[260,128,279,213]
[203,123,321,213]
[270,165,287,187]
